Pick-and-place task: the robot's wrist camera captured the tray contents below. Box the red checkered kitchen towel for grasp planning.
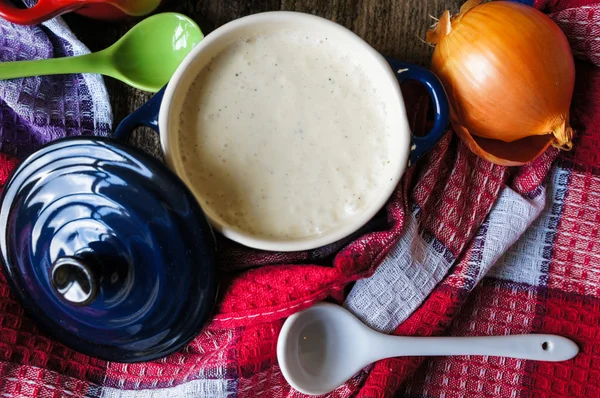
[1,0,600,396]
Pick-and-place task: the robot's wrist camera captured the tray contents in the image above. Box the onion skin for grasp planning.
[454,123,553,166]
[427,0,576,157]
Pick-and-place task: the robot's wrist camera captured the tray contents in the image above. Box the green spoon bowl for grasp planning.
[0,12,203,93]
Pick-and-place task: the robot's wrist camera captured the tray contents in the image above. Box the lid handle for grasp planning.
[51,256,98,306]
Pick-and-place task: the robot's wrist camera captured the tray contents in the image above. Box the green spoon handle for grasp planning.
[0,51,109,80]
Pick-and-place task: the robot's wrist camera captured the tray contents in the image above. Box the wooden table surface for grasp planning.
[64,0,463,155]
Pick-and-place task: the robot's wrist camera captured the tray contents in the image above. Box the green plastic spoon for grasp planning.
[0,12,203,92]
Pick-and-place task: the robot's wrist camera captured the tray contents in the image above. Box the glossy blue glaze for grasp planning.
[114,86,165,140]
[385,58,449,166]
[509,0,535,5]
[0,136,217,362]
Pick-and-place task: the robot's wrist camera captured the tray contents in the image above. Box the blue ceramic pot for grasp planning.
[0,131,218,362]
[112,12,450,253]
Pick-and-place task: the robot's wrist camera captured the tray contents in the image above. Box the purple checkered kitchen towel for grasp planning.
[0,0,112,161]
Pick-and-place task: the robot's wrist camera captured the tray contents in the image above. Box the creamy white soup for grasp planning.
[178,30,395,240]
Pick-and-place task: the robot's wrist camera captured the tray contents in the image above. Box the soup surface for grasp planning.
[178,30,395,239]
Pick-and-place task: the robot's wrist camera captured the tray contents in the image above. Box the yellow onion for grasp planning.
[427,0,576,165]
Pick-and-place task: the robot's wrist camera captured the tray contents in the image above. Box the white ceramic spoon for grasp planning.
[277,302,579,395]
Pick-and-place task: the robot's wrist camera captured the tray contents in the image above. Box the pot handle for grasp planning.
[51,256,99,306]
[114,86,165,141]
[0,0,80,25]
[385,57,449,166]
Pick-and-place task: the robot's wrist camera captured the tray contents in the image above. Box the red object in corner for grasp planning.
[0,0,164,25]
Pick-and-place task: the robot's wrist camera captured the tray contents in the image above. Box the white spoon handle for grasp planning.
[370,334,578,362]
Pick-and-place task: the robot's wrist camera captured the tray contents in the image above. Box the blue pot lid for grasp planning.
[0,137,217,362]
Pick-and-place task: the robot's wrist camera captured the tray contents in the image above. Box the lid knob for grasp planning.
[51,256,99,306]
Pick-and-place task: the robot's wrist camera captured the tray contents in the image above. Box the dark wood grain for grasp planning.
[64,0,464,155]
